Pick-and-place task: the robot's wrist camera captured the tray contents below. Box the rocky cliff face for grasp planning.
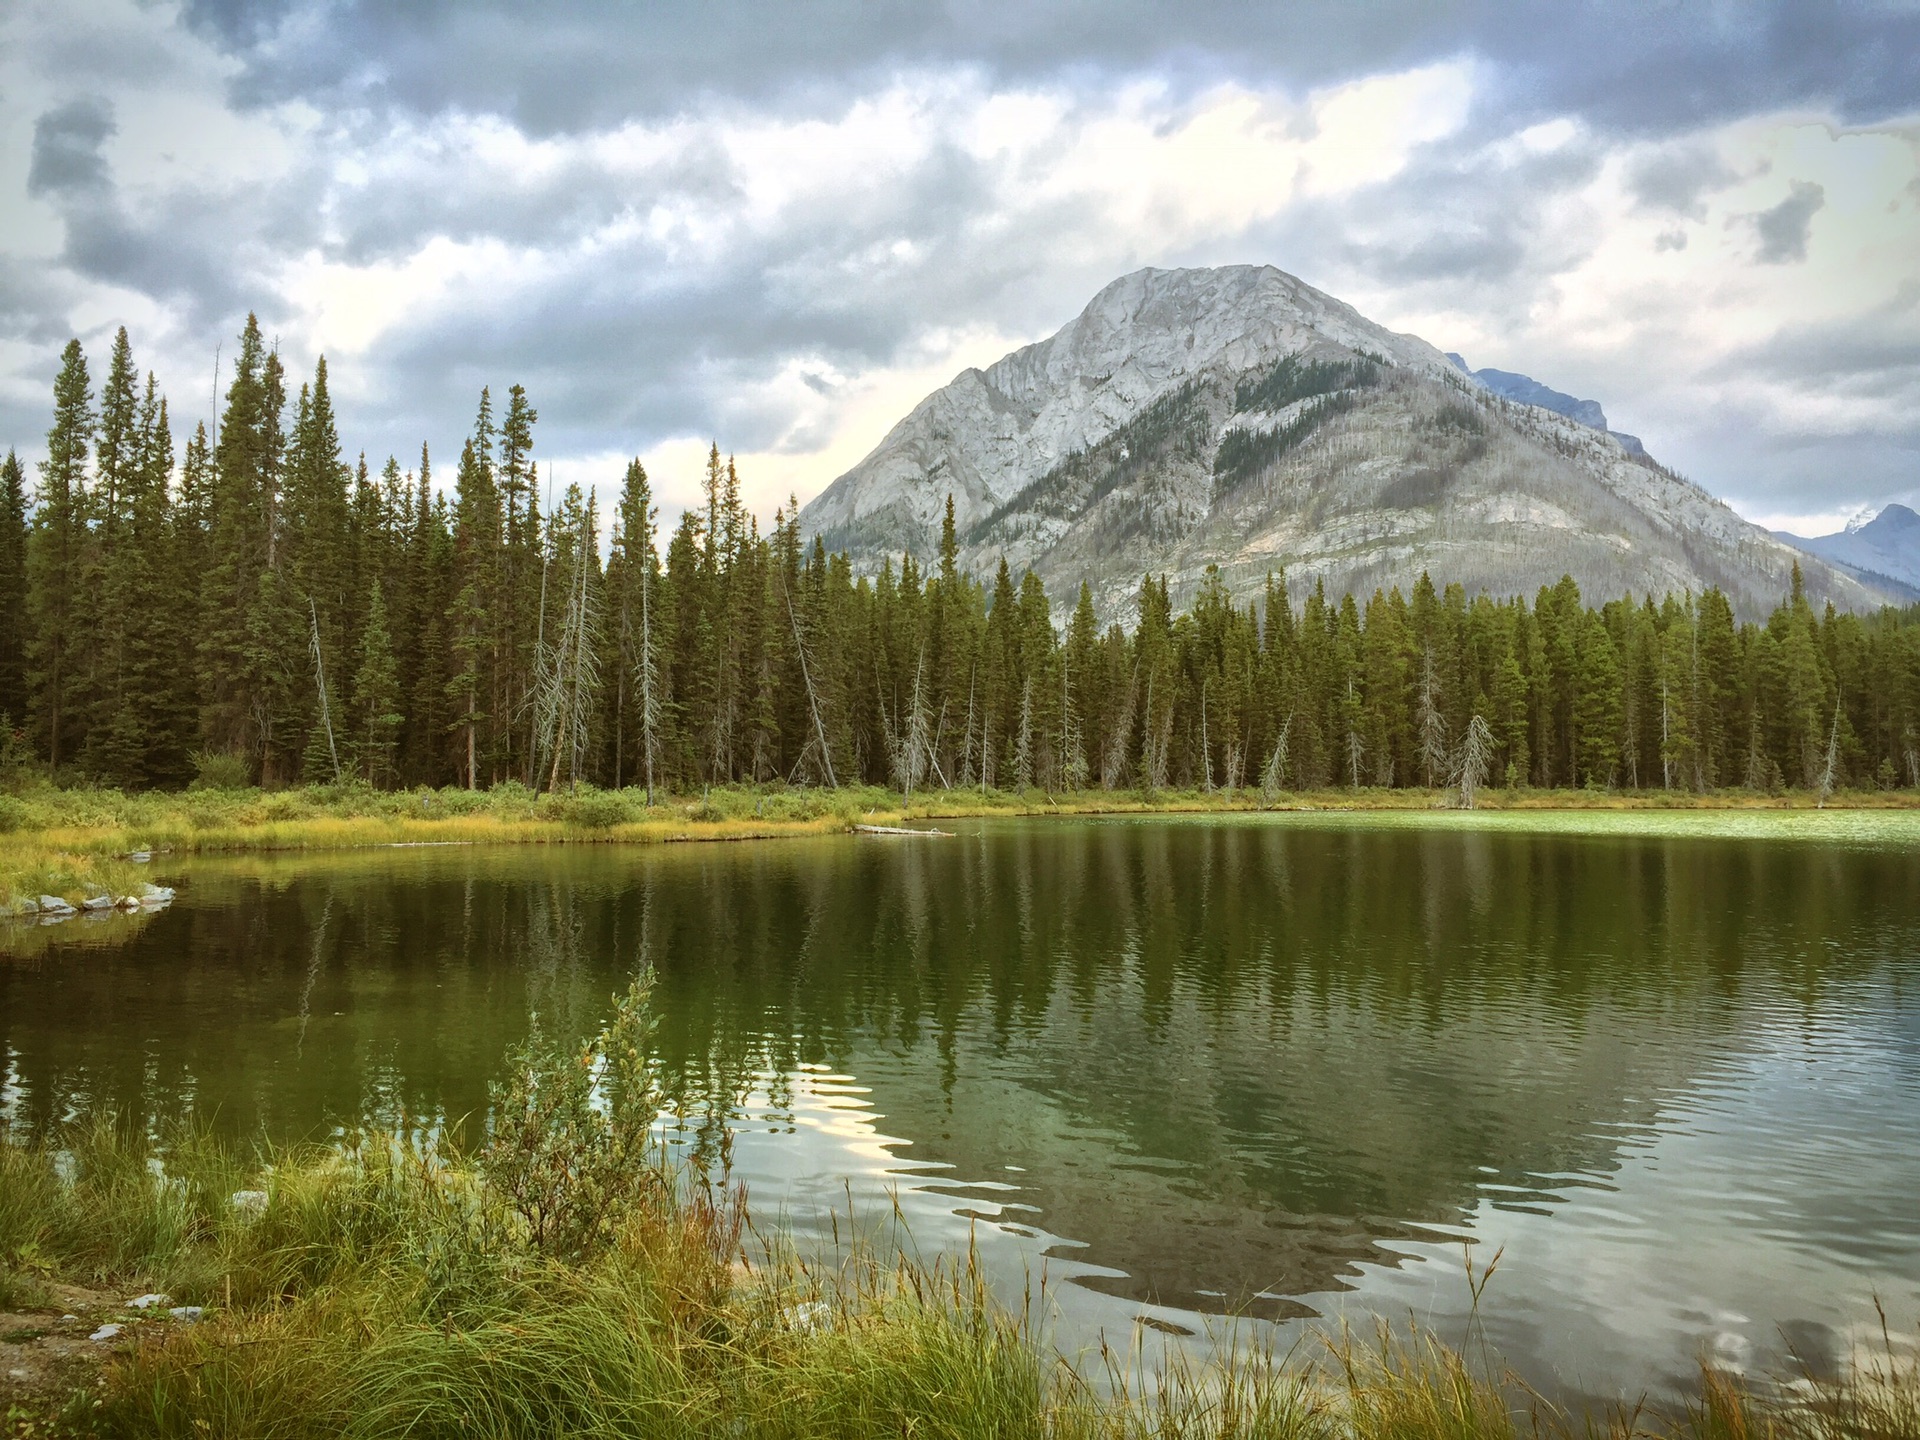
[800,265,1892,621]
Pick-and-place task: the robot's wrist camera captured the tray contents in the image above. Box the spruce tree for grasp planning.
[353,578,401,785]
[82,331,147,782]
[0,450,27,722]
[26,339,94,771]
[201,316,291,777]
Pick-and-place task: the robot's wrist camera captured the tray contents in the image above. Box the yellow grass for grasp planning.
[5,779,1920,913]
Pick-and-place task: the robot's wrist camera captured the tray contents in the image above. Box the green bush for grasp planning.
[0,793,27,834]
[550,788,633,830]
[189,750,253,791]
[481,974,664,1259]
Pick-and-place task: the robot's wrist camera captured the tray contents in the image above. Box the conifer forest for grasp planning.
[4,319,1919,800]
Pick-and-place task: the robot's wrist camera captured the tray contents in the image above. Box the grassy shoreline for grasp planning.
[6,780,1920,913]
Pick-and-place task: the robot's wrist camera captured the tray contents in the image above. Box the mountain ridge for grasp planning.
[799,264,1894,622]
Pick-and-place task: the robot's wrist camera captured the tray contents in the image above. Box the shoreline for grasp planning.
[7,781,1920,914]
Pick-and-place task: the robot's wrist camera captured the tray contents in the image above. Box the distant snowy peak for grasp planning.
[1446,354,1644,455]
[1776,504,1920,595]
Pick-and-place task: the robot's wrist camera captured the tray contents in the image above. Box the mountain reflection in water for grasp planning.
[4,816,1917,1397]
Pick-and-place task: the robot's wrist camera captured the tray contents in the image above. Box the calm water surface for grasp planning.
[4,816,1917,1400]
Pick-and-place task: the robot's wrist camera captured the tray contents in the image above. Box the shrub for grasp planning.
[189,750,252,791]
[480,973,666,1260]
[551,788,633,830]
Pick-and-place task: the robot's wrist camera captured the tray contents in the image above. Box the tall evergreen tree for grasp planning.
[352,578,402,785]
[26,339,94,771]
[0,450,28,722]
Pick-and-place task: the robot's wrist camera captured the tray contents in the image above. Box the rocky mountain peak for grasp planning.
[800,263,1896,621]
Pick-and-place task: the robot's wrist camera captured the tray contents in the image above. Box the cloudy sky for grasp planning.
[3,0,1917,535]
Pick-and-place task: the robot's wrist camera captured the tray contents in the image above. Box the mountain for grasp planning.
[799,264,1894,621]
[1444,354,1644,455]
[1775,504,1920,597]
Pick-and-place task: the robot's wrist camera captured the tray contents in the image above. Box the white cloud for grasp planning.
[2,2,1914,542]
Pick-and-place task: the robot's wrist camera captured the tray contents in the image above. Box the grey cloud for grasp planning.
[1627,142,1737,220]
[1752,180,1825,263]
[182,1,1920,141]
[1252,127,1606,311]
[27,98,117,197]
[1716,309,1920,398]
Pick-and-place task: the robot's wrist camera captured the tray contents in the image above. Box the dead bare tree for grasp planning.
[1259,716,1291,804]
[1346,678,1366,790]
[1659,670,1672,791]
[1455,713,1496,810]
[782,579,836,788]
[307,596,342,784]
[1011,677,1035,791]
[1416,646,1449,787]
[1817,697,1842,807]
[1060,661,1088,792]
[632,539,663,805]
[1199,676,1213,792]
[533,506,603,793]
[1101,662,1138,790]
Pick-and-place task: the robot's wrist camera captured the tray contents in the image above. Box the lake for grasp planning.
[4,813,1917,1402]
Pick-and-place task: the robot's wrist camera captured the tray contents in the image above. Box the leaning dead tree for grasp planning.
[1260,715,1292,804]
[308,595,342,783]
[1817,697,1843,808]
[782,578,836,788]
[1454,713,1496,810]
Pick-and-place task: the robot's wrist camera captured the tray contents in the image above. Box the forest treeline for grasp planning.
[2,320,1919,798]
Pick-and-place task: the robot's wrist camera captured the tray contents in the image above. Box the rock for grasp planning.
[230,1189,269,1217]
[126,1292,171,1309]
[37,895,76,915]
[89,1323,123,1342]
[128,850,152,862]
[116,894,141,910]
[82,894,115,911]
[168,1306,204,1322]
[139,884,176,907]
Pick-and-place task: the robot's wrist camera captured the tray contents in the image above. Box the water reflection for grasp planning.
[3,817,1917,1394]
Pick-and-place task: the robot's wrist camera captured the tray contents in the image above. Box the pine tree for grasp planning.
[353,578,402,785]
[82,332,149,782]
[200,315,290,778]
[0,450,28,723]
[26,339,94,771]
[611,458,664,798]
[1573,610,1623,786]
[497,384,539,781]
